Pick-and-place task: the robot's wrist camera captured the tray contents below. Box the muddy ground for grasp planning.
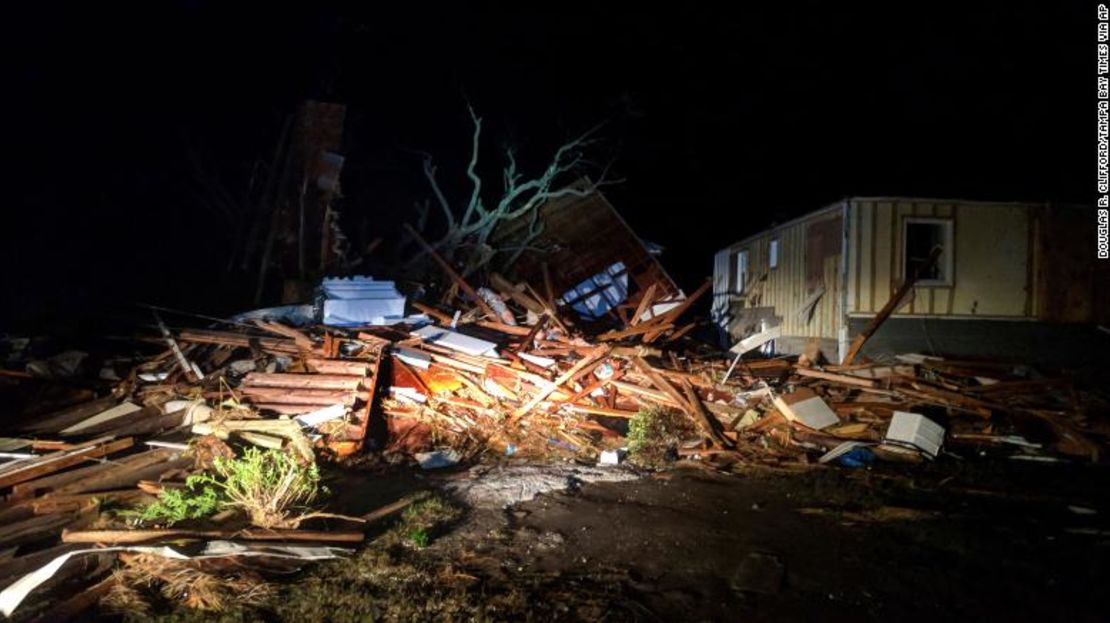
[114,458,1110,622]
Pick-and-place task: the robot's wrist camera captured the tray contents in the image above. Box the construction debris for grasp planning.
[0,261,1106,618]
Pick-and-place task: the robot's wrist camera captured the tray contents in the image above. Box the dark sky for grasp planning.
[0,2,1091,331]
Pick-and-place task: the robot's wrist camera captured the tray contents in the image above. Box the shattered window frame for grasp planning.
[902,217,954,287]
[560,261,630,319]
[734,249,749,294]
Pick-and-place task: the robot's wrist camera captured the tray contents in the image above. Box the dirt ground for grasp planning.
[116,458,1110,622]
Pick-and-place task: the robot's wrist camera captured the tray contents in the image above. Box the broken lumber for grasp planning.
[793,367,879,389]
[61,528,364,544]
[403,223,498,320]
[240,372,364,390]
[0,438,134,490]
[842,246,941,365]
[511,345,612,419]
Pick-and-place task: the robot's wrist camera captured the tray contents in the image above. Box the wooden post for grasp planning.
[403,223,498,320]
[841,246,942,365]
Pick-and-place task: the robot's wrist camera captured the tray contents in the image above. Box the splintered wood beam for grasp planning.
[629,283,659,327]
[793,367,879,389]
[629,358,691,412]
[510,314,549,354]
[681,379,734,449]
[652,278,711,326]
[475,320,533,336]
[361,493,427,522]
[410,301,455,325]
[62,528,364,544]
[562,404,638,418]
[568,369,626,405]
[252,320,314,351]
[490,272,546,314]
[597,321,674,342]
[238,387,361,405]
[240,372,364,390]
[511,345,612,420]
[304,359,372,376]
[666,322,697,343]
[0,438,134,490]
[177,329,300,354]
[842,246,942,365]
[403,223,498,320]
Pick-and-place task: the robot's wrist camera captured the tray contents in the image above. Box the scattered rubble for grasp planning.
[0,254,1106,618]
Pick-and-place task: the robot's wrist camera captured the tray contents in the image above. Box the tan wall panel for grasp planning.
[949,204,1030,316]
[872,202,893,312]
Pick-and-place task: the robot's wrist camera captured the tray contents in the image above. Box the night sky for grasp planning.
[1,2,1091,332]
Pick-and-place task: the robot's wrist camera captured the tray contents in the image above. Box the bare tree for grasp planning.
[409,106,615,277]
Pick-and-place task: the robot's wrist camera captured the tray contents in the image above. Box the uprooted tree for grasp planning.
[405,106,615,278]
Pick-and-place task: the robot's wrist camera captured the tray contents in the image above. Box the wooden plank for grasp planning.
[241,372,363,390]
[474,320,532,336]
[490,272,546,314]
[509,314,549,354]
[60,405,162,438]
[30,490,150,515]
[53,455,191,497]
[20,395,120,434]
[94,408,192,439]
[410,301,455,325]
[511,345,612,420]
[177,328,300,354]
[628,283,659,327]
[10,459,122,500]
[0,438,134,490]
[842,246,941,364]
[562,404,638,418]
[597,321,675,342]
[304,359,371,376]
[28,575,116,623]
[62,528,365,544]
[561,369,624,405]
[793,367,879,388]
[0,513,77,548]
[239,387,359,405]
[252,320,314,350]
[0,544,85,590]
[361,494,424,522]
[251,403,336,415]
[728,325,781,355]
[648,278,711,327]
[403,223,498,320]
[666,322,697,343]
[681,380,734,448]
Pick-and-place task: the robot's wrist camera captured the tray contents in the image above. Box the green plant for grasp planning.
[127,478,221,526]
[191,447,326,529]
[394,496,460,549]
[407,528,431,548]
[626,406,696,465]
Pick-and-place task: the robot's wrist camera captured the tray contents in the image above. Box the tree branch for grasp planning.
[420,153,455,230]
[461,105,485,226]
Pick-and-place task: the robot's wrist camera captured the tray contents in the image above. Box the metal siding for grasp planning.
[847,201,861,314]
[873,202,893,312]
[723,198,1039,344]
[851,200,1032,319]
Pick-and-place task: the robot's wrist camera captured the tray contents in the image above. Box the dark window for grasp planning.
[904,219,952,284]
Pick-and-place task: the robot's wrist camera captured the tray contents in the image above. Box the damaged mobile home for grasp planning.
[713,197,1110,363]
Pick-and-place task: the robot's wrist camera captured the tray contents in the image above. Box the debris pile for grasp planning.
[0,261,1106,618]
